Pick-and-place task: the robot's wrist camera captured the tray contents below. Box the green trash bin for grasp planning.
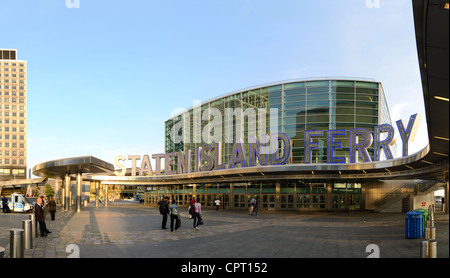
[415,208,428,233]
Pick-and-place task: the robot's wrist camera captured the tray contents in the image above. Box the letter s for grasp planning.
[114,155,126,176]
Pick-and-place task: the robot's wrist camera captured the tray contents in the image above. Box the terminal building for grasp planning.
[30,0,448,214]
[158,78,397,211]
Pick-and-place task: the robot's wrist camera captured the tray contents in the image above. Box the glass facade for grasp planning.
[165,79,393,165]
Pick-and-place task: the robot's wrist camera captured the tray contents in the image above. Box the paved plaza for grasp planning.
[0,201,448,259]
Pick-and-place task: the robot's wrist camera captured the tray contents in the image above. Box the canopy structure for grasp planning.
[33,156,114,179]
[32,156,114,212]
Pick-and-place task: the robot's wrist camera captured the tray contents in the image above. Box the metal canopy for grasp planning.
[413,0,449,165]
[0,177,47,188]
[32,156,114,179]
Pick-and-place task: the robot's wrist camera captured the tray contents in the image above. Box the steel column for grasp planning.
[76,173,82,212]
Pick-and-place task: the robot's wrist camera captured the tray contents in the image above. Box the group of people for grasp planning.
[157,197,203,232]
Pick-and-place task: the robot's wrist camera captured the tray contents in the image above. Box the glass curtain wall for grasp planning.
[165,79,391,169]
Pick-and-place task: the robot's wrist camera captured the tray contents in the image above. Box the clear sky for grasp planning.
[0,0,428,176]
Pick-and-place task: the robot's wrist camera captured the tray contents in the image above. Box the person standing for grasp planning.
[169,199,180,232]
[159,196,170,230]
[1,195,8,213]
[35,197,51,236]
[193,197,202,230]
[48,197,57,221]
[41,196,49,220]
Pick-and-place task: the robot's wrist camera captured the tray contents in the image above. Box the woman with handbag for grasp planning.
[193,197,202,230]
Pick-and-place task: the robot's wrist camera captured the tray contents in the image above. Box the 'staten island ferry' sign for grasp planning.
[114,113,421,176]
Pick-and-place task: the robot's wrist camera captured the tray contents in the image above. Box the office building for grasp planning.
[0,49,27,181]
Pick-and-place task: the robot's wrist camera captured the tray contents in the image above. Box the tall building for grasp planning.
[0,49,27,181]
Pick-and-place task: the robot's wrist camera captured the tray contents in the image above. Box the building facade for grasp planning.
[0,49,27,181]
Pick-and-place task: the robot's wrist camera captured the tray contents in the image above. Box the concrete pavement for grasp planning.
[0,201,448,259]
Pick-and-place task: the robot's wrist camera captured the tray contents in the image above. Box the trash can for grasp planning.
[415,208,428,233]
[405,211,423,239]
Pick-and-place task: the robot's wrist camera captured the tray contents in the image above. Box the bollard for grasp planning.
[428,240,437,258]
[22,219,33,250]
[420,240,429,258]
[425,227,436,240]
[29,214,37,238]
[426,220,435,227]
[0,246,5,258]
[10,229,24,258]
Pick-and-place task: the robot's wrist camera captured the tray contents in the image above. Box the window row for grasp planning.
[0,159,26,165]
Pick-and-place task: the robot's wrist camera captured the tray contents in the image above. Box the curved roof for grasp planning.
[166,77,380,120]
[33,156,114,179]
[411,0,449,169]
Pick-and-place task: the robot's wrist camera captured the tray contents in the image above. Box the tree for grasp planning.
[44,183,55,198]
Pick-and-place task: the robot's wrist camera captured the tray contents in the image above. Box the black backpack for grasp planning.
[189,204,196,215]
[159,200,168,214]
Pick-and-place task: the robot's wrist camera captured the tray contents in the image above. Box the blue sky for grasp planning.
[0,0,427,174]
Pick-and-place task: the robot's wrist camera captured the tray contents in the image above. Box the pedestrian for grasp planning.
[214,198,221,211]
[193,197,202,230]
[188,197,195,219]
[158,196,170,229]
[48,197,57,221]
[41,196,49,219]
[35,197,51,237]
[249,197,256,215]
[252,198,259,217]
[169,199,180,232]
[1,195,8,213]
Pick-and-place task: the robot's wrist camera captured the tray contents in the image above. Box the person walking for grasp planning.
[48,197,57,221]
[249,197,256,215]
[252,198,259,216]
[193,197,202,230]
[169,199,180,232]
[188,197,195,219]
[214,198,221,212]
[35,197,51,237]
[158,196,170,230]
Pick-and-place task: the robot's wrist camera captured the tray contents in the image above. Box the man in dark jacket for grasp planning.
[1,196,8,213]
[158,197,170,229]
[35,197,51,236]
